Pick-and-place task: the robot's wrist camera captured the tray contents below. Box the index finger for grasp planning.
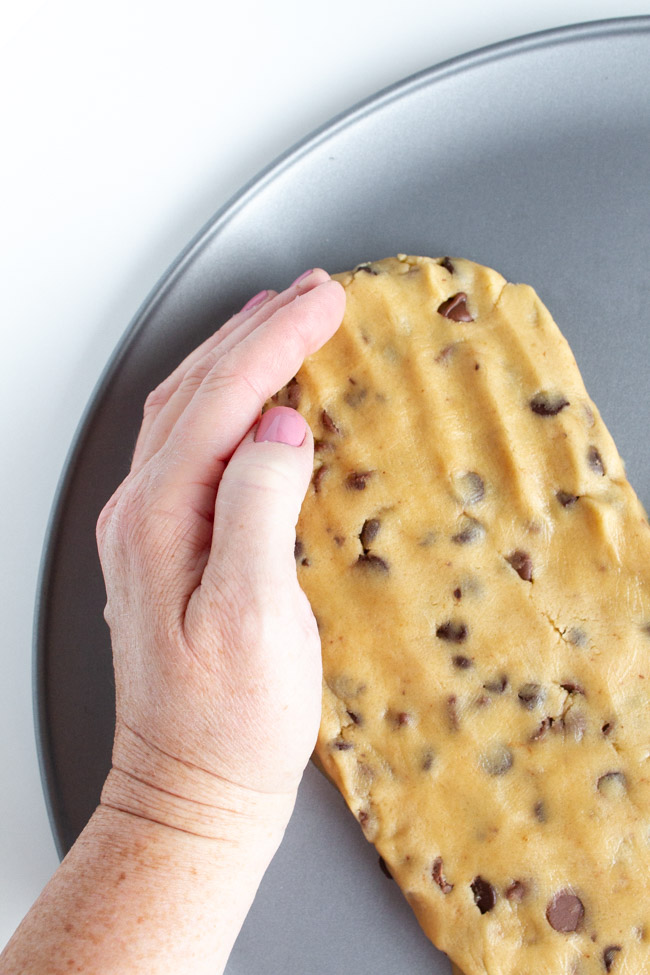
[153,278,345,500]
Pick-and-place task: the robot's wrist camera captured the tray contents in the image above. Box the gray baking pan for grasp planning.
[35,17,650,974]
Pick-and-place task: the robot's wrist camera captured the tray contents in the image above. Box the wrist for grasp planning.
[102,720,297,842]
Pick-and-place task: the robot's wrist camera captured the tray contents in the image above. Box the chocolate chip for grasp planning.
[484,675,509,694]
[354,262,379,275]
[568,627,588,647]
[347,470,373,490]
[294,538,304,559]
[422,749,435,771]
[518,683,544,710]
[534,800,546,822]
[285,377,301,408]
[446,695,459,730]
[530,392,570,416]
[359,518,381,549]
[438,292,474,322]
[378,856,393,879]
[432,857,453,894]
[439,257,455,274]
[435,343,457,364]
[471,877,497,914]
[453,471,485,505]
[314,438,335,453]
[327,675,366,699]
[301,557,310,567]
[346,710,362,726]
[603,946,621,971]
[557,490,580,508]
[601,721,614,736]
[597,771,626,798]
[395,711,411,727]
[531,717,553,741]
[344,378,367,408]
[313,465,329,493]
[453,587,462,600]
[480,744,513,776]
[355,553,389,573]
[546,891,584,932]
[333,739,353,751]
[560,682,585,695]
[562,709,587,742]
[453,655,473,669]
[452,517,485,545]
[505,880,527,902]
[588,446,605,475]
[436,621,468,643]
[356,762,374,785]
[321,409,341,435]
[506,550,533,581]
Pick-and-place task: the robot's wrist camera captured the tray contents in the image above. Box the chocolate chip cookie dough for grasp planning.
[273,256,650,974]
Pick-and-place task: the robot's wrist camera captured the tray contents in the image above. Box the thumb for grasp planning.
[203,406,313,590]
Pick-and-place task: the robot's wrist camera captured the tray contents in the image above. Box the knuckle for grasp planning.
[119,502,152,557]
[106,467,193,571]
[179,357,216,397]
[200,364,264,404]
[167,348,222,407]
[96,505,111,551]
[231,454,300,503]
[104,477,156,559]
[103,600,114,628]
[143,382,170,417]
[96,491,120,553]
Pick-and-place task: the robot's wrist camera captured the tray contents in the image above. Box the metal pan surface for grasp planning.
[36,18,650,973]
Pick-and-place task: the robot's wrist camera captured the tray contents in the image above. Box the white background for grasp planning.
[2,0,649,954]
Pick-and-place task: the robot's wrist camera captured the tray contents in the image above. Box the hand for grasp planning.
[1,270,346,975]
[96,268,345,834]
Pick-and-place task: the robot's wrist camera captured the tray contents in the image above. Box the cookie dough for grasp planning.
[274,256,650,974]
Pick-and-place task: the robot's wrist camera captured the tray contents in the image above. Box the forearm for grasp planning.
[1,788,295,974]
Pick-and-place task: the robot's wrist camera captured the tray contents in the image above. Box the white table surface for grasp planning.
[2,0,649,955]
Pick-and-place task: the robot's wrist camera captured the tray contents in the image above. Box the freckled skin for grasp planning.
[0,271,347,974]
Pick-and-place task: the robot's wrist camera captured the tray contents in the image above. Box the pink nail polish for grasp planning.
[255,407,307,447]
[242,289,270,311]
[289,269,315,288]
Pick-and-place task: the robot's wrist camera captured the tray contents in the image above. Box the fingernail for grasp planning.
[255,407,307,447]
[289,269,315,289]
[242,289,270,311]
